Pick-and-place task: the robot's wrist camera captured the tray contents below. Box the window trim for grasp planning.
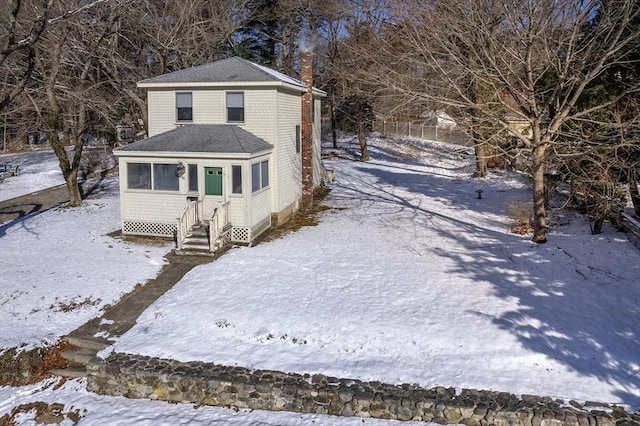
[126,161,180,192]
[187,164,198,193]
[251,159,269,193]
[176,92,193,122]
[127,162,151,190]
[231,165,243,195]
[226,91,244,123]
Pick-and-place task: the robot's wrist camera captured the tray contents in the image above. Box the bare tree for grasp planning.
[0,0,51,113]
[32,0,120,206]
[327,0,391,161]
[97,0,246,136]
[360,0,640,243]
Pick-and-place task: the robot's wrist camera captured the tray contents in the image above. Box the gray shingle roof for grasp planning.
[138,56,305,88]
[116,125,272,155]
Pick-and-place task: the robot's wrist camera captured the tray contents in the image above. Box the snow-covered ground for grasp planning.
[0,150,65,201]
[1,137,639,424]
[1,379,418,426]
[111,136,640,411]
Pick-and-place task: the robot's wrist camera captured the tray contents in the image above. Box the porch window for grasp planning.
[251,160,269,192]
[153,163,179,191]
[127,163,151,189]
[188,164,198,192]
[227,92,244,123]
[176,92,193,121]
[232,165,242,194]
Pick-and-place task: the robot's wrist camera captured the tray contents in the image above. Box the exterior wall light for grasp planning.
[176,162,186,177]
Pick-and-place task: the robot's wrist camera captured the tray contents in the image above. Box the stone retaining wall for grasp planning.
[87,353,640,425]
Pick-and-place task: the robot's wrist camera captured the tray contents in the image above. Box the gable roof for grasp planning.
[137,56,326,96]
[114,125,272,157]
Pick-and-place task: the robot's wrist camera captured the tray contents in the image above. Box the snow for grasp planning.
[111,135,640,410]
[0,379,418,426]
[1,136,639,424]
[0,150,65,201]
[0,158,171,350]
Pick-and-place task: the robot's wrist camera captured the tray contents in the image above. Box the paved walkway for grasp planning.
[0,183,215,375]
[0,184,69,224]
[66,253,213,352]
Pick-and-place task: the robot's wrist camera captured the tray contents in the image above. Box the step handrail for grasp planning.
[209,201,231,252]
[176,199,200,250]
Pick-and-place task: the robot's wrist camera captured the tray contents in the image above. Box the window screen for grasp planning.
[188,164,198,192]
[227,92,244,123]
[176,92,192,121]
[127,163,151,189]
[153,163,179,191]
[232,165,242,194]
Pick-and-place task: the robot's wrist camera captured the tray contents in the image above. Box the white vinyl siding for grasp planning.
[274,89,302,213]
[121,191,188,223]
[250,185,271,224]
[242,89,277,143]
[147,90,176,136]
[312,98,324,188]
[146,88,277,140]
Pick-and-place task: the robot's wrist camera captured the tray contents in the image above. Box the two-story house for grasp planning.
[114,55,327,253]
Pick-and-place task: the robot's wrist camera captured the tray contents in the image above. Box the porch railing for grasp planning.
[209,201,231,252]
[176,199,200,251]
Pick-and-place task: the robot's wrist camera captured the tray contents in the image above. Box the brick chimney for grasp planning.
[300,51,314,208]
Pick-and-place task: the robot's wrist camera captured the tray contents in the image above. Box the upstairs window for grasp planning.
[176,92,193,121]
[227,92,244,123]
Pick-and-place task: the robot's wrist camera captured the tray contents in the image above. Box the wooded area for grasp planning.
[1,0,639,242]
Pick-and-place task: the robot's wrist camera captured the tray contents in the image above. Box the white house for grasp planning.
[114,55,327,254]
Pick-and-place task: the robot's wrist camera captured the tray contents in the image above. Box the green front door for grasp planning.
[205,167,223,196]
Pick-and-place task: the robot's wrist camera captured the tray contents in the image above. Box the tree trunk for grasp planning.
[330,91,338,149]
[65,102,87,207]
[357,121,369,161]
[629,170,640,217]
[66,167,82,206]
[531,144,548,243]
[474,140,488,177]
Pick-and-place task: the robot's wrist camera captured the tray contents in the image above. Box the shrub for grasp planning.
[506,200,533,235]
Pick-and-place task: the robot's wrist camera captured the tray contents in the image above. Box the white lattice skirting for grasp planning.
[229,216,271,244]
[230,227,250,243]
[123,221,176,238]
[251,216,272,240]
[123,216,271,244]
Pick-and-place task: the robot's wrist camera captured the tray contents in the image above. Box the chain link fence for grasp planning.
[371,121,472,147]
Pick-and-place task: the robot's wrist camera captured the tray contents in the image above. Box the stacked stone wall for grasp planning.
[87,353,640,425]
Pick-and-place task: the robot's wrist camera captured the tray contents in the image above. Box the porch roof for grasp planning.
[116,125,272,155]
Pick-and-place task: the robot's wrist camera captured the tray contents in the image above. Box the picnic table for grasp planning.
[0,164,19,182]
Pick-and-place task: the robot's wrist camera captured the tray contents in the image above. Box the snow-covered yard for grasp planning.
[1,136,639,424]
[0,150,65,201]
[107,136,640,411]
